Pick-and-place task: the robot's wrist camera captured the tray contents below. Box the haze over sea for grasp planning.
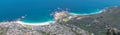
[0,0,120,24]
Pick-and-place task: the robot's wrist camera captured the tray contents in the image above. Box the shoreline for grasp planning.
[70,9,104,15]
[0,9,105,26]
[16,21,55,26]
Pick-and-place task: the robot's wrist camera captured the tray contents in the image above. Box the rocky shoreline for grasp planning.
[0,6,120,35]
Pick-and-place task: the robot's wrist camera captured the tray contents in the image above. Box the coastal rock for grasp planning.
[53,11,70,21]
[57,6,120,35]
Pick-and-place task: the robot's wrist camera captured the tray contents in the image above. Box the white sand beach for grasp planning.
[70,10,104,15]
[16,21,55,26]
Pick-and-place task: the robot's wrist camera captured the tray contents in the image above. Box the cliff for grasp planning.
[56,6,120,35]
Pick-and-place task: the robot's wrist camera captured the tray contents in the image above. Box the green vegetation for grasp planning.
[63,18,70,23]
[0,27,7,35]
[41,31,50,35]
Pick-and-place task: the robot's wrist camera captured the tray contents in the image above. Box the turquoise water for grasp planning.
[0,0,120,23]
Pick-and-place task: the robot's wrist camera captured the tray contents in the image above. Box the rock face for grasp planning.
[107,28,120,35]
[57,6,120,35]
[53,11,69,21]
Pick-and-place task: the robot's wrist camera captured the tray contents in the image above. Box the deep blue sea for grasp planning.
[0,0,120,23]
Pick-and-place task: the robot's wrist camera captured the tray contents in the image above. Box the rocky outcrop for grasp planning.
[53,11,70,21]
[107,28,120,35]
[56,6,120,35]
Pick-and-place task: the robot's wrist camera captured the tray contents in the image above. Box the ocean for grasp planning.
[0,0,120,24]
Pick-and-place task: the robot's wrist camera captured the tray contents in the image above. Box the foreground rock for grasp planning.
[107,28,120,35]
